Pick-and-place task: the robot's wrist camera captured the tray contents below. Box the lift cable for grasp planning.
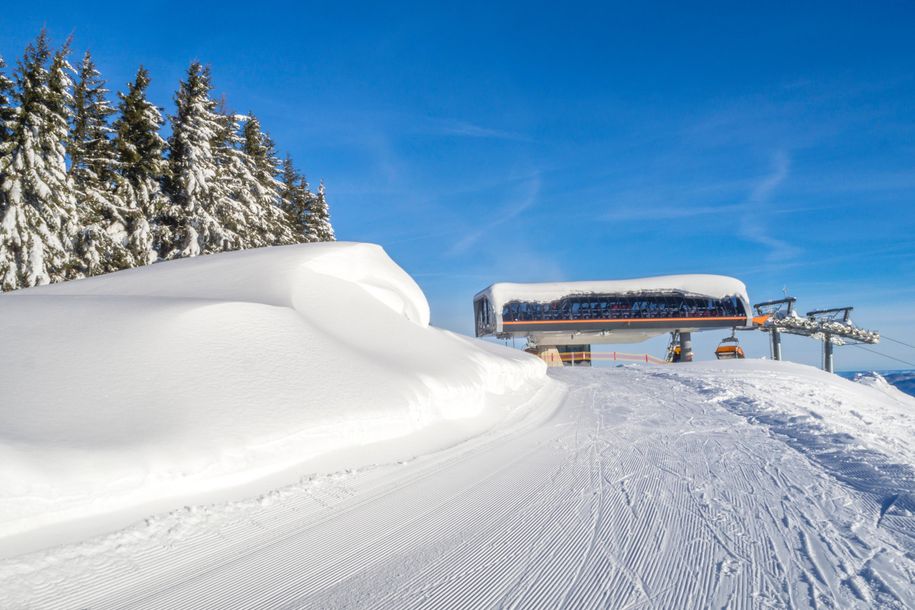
[848,344,915,368]
[880,335,915,351]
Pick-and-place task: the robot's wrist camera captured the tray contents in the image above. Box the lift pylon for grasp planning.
[752,298,879,373]
[753,297,796,361]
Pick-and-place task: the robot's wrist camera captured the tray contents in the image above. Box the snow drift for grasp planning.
[0,243,547,540]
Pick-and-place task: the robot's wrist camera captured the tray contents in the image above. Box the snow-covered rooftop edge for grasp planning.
[476,274,750,310]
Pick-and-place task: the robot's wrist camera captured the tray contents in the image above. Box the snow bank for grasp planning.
[0,243,547,540]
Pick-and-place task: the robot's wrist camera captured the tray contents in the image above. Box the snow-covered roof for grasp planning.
[475,274,749,311]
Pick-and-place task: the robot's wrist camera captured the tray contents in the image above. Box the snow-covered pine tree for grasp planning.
[69,52,117,182]
[161,62,236,258]
[308,180,335,242]
[241,115,296,246]
[211,107,262,249]
[278,154,315,242]
[69,50,136,276]
[0,56,14,141]
[299,178,320,242]
[113,66,168,265]
[278,153,299,216]
[0,31,79,290]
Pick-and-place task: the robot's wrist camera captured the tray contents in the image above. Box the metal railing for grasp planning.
[553,351,669,365]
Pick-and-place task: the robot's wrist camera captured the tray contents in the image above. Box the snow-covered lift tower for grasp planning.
[473,275,752,365]
[753,300,880,373]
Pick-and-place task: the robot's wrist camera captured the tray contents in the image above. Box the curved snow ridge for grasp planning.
[11,242,431,326]
[298,243,430,326]
[0,243,546,543]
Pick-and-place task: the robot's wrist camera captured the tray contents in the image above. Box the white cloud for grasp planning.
[739,151,802,262]
[420,118,530,142]
[448,174,541,255]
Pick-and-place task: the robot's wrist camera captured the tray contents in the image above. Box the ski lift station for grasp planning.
[473,275,753,365]
[474,275,883,370]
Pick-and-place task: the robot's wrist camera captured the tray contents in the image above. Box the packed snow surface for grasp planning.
[3,359,914,609]
[0,243,547,542]
[476,274,750,310]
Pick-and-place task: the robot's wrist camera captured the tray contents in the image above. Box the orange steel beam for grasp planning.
[752,313,772,326]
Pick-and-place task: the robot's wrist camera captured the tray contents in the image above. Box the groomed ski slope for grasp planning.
[0,243,546,544]
[3,361,914,609]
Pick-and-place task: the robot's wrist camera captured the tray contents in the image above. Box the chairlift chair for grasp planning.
[715,331,745,360]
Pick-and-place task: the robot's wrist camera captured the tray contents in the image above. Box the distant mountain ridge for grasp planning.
[841,370,915,398]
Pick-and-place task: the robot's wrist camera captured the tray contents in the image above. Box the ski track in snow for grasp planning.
[2,365,914,609]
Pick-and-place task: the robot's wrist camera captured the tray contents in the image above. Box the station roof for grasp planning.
[475,274,749,311]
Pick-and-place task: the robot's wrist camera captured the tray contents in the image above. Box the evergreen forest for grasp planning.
[0,30,334,292]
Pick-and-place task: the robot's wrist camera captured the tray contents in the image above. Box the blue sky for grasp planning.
[3,2,914,370]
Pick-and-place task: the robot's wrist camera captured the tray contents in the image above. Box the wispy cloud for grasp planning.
[739,239,915,276]
[791,169,915,196]
[448,174,541,255]
[418,118,531,142]
[749,150,790,203]
[739,151,802,262]
[604,201,825,223]
[597,150,802,263]
[603,203,745,222]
